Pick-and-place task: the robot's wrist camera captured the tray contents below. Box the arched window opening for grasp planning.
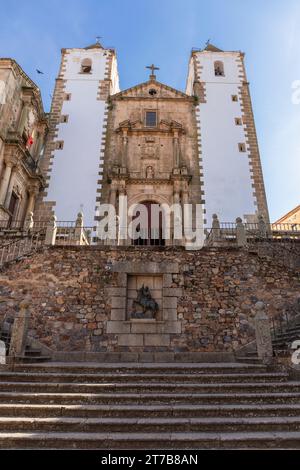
[214,61,225,77]
[81,58,92,74]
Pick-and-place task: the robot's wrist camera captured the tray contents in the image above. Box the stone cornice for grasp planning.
[116,119,186,135]
[128,177,172,185]
[111,79,193,101]
[109,175,192,185]
[0,58,45,116]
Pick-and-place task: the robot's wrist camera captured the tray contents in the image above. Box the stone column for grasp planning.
[17,103,30,135]
[173,184,182,245]
[34,123,47,160]
[236,217,247,247]
[0,161,13,206]
[24,186,39,222]
[45,215,57,245]
[173,131,180,168]
[4,169,15,208]
[173,190,180,206]
[118,189,128,246]
[8,295,31,360]
[254,301,273,364]
[0,340,6,365]
[182,190,190,245]
[35,137,44,160]
[121,130,128,169]
[109,186,117,207]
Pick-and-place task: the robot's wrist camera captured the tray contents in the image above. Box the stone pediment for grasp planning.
[111,79,191,100]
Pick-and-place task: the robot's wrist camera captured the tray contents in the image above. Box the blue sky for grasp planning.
[0,0,299,221]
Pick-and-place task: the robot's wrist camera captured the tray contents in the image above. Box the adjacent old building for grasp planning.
[0,59,47,227]
[274,204,300,227]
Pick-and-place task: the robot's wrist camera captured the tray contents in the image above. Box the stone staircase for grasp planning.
[0,362,300,449]
[0,323,51,364]
[272,323,300,351]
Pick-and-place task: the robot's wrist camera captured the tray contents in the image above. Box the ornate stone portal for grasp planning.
[106,261,182,348]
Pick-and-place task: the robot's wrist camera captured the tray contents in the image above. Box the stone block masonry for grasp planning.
[0,244,299,354]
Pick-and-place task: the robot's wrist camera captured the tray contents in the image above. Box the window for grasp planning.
[214,61,224,77]
[8,192,18,217]
[61,115,69,123]
[81,58,92,74]
[145,111,157,127]
[231,95,238,102]
[238,143,246,152]
[64,93,71,101]
[235,117,242,125]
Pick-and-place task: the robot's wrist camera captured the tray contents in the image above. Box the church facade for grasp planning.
[36,41,269,246]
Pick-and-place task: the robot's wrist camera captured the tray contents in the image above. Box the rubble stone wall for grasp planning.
[0,244,299,353]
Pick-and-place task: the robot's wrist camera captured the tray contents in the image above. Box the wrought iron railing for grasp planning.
[54,222,93,246]
[0,219,48,231]
[23,149,39,173]
[205,222,300,242]
[0,229,45,268]
[270,306,300,354]
[1,219,300,248]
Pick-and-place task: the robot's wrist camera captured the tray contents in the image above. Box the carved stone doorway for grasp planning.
[132,201,165,246]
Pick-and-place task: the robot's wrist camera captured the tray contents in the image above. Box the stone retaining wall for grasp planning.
[0,244,299,354]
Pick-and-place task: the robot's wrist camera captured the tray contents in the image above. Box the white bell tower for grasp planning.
[186,43,269,224]
[37,40,120,225]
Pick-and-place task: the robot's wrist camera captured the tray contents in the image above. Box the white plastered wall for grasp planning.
[187,52,257,225]
[45,48,113,226]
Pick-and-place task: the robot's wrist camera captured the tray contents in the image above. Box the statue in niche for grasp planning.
[146,166,154,179]
[130,285,159,319]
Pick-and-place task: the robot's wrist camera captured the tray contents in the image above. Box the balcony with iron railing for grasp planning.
[5,130,44,178]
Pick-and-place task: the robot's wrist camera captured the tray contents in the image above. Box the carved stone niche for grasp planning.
[106,261,182,348]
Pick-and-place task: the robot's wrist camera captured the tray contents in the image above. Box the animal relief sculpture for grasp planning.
[130,285,159,319]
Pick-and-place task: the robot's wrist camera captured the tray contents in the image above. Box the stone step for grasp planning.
[0,371,288,384]
[1,416,300,433]
[0,391,299,405]
[24,350,42,357]
[1,431,300,449]
[2,403,300,418]
[273,332,299,341]
[0,381,298,394]
[286,327,300,333]
[10,362,268,375]
[15,356,52,363]
[234,357,261,364]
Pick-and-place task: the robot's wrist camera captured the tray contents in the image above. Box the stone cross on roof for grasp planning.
[146,64,160,80]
